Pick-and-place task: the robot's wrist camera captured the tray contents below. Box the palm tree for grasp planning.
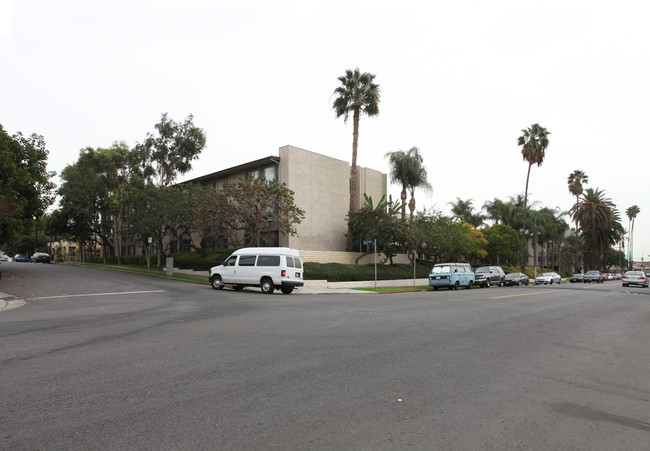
[571,188,623,269]
[404,148,431,221]
[385,147,431,221]
[567,169,588,270]
[449,198,484,227]
[385,149,410,221]
[518,123,550,272]
[332,68,380,250]
[625,205,640,267]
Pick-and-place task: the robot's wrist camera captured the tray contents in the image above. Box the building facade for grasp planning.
[183,145,387,252]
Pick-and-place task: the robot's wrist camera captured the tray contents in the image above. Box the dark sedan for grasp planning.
[569,273,584,283]
[504,272,529,286]
[30,252,51,263]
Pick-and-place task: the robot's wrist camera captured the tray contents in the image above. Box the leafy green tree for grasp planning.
[191,178,305,248]
[518,123,550,272]
[482,223,520,265]
[348,194,410,265]
[332,68,380,250]
[625,205,640,265]
[136,113,207,187]
[0,124,56,247]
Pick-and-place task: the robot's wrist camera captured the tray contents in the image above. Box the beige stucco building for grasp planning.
[185,145,387,252]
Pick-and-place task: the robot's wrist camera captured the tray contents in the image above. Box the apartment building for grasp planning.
[182,145,387,252]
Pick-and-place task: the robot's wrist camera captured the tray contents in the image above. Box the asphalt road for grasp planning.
[1,262,649,450]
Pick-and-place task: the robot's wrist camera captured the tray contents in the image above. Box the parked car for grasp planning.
[583,270,604,283]
[14,254,29,262]
[504,272,529,286]
[30,252,51,263]
[209,247,304,294]
[0,261,2,279]
[473,266,506,288]
[569,273,584,283]
[535,272,562,285]
[429,262,475,291]
[621,271,648,288]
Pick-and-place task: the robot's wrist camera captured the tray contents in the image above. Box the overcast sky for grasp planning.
[2,0,649,262]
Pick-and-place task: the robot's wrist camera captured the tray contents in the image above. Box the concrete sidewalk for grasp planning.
[0,291,25,311]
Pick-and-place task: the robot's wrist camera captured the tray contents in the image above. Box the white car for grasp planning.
[535,272,562,285]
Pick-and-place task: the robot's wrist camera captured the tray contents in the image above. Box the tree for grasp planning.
[449,198,484,227]
[571,188,623,270]
[136,113,207,187]
[0,124,56,247]
[567,169,588,270]
[385,146,431,221]
[191,178,305,248]
[332,68,380,250]
[518,123,550,273]
[348,194,410,265]
[625,205,640,266]
[482,223,520,265]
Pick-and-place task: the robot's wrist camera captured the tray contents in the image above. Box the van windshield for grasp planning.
[431,266,451,274]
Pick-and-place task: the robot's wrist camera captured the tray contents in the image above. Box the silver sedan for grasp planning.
[535,272,562,285]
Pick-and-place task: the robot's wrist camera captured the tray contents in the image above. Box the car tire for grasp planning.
[466,281,472,290]
[280,286,294,294]
[486,279,491,288]
[622,284,627,287]
[452,281,459,290]
[210,275,224,290]
[261,277,275,294]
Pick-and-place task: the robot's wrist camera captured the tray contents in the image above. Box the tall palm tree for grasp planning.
[625,205,640,267]
[567,169,588,270]
[332,68,380,250]
[518,123,550,272]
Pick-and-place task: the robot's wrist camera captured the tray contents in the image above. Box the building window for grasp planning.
[263,166,277,182]
[246,169,259,181]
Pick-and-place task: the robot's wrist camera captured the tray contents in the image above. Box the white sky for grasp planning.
[2,0,649,262]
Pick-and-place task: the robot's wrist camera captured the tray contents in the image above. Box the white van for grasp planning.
[209,247,304,294]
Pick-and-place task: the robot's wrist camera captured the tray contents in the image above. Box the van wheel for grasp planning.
[261,278,275,294]
[233,285,244,291]
[280,286,294,294]
[210,275,224,290]
[466,281,472,290]
[453,281,460,290]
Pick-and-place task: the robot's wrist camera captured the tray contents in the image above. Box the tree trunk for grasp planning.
[346,107,361,251]
[520,163,532,273]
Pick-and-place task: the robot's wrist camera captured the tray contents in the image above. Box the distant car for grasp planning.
[30,252,51,263]
[473,266,505,287]
[504,272,529,286]
[0,254,8,262]
[569,273,584,283]
[535,272,562,285]
[583,270,604,283]
[0,261,2,279]
[14,254,29,262]
[621,271,648,288]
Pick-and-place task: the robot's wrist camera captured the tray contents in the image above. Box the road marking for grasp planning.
[31,290,166,300]
[489,289,570,299]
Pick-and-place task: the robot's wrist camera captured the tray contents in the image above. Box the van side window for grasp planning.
[294,258,302,269]
[286,257,295,268]
[257,255,280,266]
[457,266,465,273]
[225,256,237,266]
[238,255,256,266]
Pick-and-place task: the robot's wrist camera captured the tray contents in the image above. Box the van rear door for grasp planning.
[284,256,303,285]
